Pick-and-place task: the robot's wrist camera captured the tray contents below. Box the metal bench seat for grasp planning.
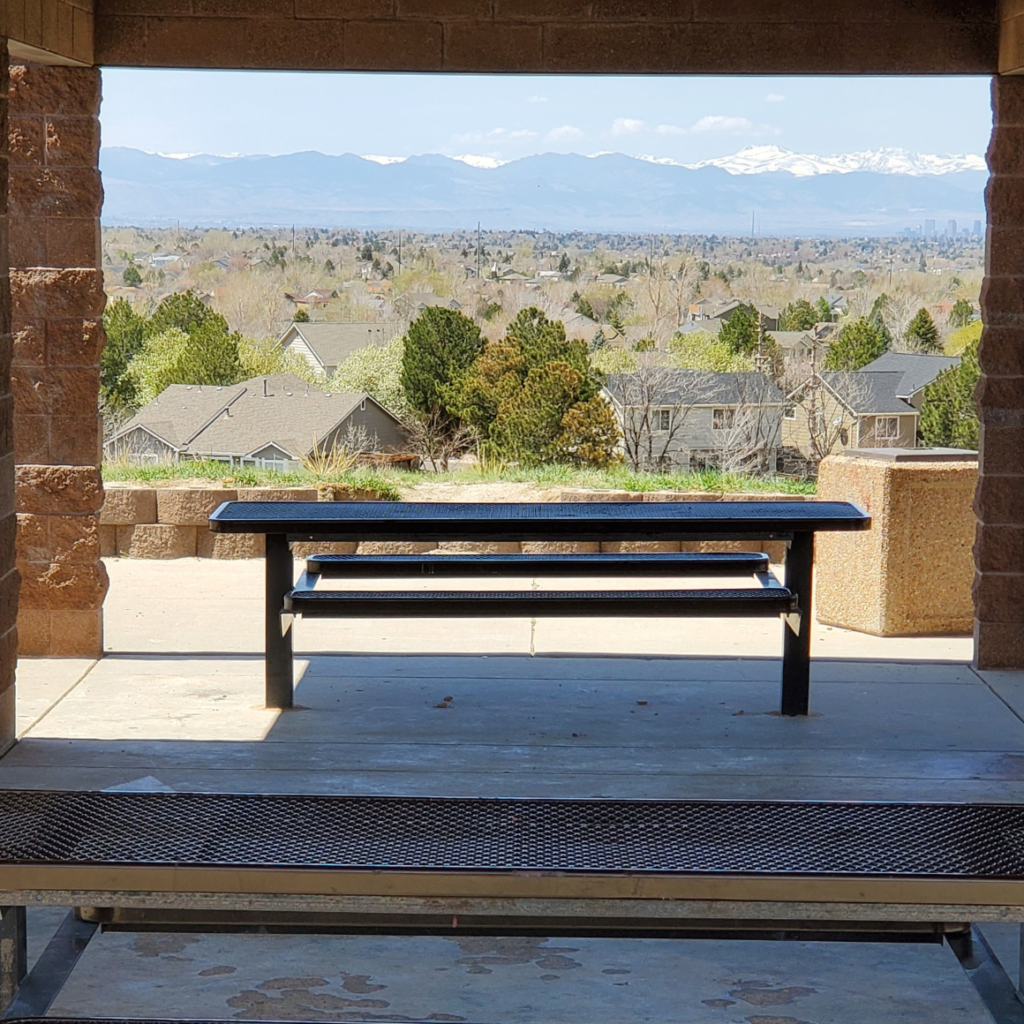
[306,551,772,577]
[285,585,796,618]
[3,790,1024,909]
[3,791,1024,1020]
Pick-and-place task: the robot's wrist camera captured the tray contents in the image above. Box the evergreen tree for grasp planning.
[815,296,833,323]
[572,291,596,321]
[558,252,571,273]
[905,307,941,353]
[825,317,889,371]
[145,289,226,339]
[868,293,894,349]
[919,337,979,449]
[949,298,974,329]
[919,254,927,273]
[101,298,147,413]
[400,306,485,419]
[554,395,622,468]
[125,323,244,407]
[779,299,816,332]
[450,308,615,467]
[122,262,142,288]
[293,308,311,323]
[718,304,759,355]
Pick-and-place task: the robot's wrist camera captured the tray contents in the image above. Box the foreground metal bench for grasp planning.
[208,500,871,716]
[3,790,1024,1018]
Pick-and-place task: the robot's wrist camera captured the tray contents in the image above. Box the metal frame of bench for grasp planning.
[208,500,870,717]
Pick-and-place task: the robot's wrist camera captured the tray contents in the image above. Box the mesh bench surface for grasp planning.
[285,587,796,617]
[1,790,1023,878]
[306,552,772,577]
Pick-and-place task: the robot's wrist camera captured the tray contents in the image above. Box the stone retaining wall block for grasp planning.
[156,488,237,526]
[100,487,157,525]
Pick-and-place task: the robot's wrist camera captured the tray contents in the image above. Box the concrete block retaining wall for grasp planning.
[100,486,803,563]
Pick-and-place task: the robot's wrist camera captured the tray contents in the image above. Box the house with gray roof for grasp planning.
[783,370,919,463]
[105,374,410,470]
[604,370,785,470]
[277,322,406,377]
[859,351,960,409]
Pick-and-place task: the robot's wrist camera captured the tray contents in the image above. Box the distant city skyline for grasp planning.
[100,71,992,165]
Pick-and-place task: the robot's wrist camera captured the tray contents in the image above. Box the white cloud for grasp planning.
[611,117,645,136]
[691,115,755,133]
[546,124,585,142]
[509,129,538,139]
[765,93,785,103]
[527,95,548,104]
[655,124,687,136]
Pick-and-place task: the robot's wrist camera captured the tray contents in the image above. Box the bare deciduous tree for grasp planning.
[403,409,479,472]
[785,371,873,469]
[711,377,783,475]
[614,360,709,471]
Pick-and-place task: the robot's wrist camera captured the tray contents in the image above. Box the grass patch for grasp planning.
[103,458,815,496]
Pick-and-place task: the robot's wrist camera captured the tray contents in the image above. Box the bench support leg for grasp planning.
[266,533,294,709]
[781,532,813,717]
[0,907,26,1014]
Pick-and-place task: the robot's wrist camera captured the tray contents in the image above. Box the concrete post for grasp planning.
[0,906,26,1013]
[8,62,107,657]
[0,37,16,753]
[977,76,1024,668]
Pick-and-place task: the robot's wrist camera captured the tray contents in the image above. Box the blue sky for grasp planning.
[101,71,992,163]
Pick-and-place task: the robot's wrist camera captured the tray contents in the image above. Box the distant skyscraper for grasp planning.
[947,219,957,238]
[973,220,983,236]
[925,219,936,239]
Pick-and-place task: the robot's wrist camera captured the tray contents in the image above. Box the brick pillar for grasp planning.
[976,76,1024,669]
[0,38,16,752]
[8,63,106,658]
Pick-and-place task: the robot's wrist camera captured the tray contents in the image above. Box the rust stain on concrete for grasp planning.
[131,934,200,959]
[451,936,582,974]
[731,986,817,1007]
[745,1017,816,1024]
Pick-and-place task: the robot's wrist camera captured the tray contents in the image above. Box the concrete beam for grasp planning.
[94,0,998,74]
[2,1,94,67]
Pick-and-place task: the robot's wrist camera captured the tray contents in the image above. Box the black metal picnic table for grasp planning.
[209,499,870,716]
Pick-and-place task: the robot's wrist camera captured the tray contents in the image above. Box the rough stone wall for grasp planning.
[94,1,997,74]
[977,75,1024,669]
[0,37,15,752]
[8,63,106,658]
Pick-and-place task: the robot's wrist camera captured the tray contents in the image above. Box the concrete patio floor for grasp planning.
[3,556,1021,1023]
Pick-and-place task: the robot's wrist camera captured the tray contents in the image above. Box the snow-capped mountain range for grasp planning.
[356,146,985,177]
[680,146,986,177]
[100,146,986,234]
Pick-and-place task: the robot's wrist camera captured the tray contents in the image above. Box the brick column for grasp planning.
[0,38,16,752]
[976,76,1024,669]
[8,63,106,658]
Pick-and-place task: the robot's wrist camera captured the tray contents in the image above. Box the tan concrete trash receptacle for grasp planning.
[816,448,978,636]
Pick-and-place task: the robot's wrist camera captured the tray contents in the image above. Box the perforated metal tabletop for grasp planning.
[209,500,870,542]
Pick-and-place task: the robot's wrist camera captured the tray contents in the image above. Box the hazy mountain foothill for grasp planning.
[100,146,986,235]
